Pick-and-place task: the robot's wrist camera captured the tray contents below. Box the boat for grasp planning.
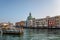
[1,26,23,35]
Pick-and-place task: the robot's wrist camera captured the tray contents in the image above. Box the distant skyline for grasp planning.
[0,0,60,23]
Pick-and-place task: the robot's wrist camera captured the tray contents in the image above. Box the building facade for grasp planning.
[15,21,26,27]
[26,12,33,27]
[0,22,13,29]
[26,13,60,28]
[35,16,60,28]
[35,18,48,28]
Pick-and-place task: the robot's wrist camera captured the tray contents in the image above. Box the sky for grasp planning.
[0,0,60,23]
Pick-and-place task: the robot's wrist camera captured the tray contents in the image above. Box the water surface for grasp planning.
[0,29,60,40]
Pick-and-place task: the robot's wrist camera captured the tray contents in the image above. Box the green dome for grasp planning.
[27,12,32,20]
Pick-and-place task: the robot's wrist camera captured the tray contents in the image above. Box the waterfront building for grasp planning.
[45,16,60,28]
[52,16,60,28]
[26,12,35,27]
[0,22,13,29]
[27,18,35,27]
[35,18,48,28]
[35,15,60,28]
[15,21,26,27]
[26,13,60,28]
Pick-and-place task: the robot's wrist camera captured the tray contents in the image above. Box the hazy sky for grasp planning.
[0,0,60,23]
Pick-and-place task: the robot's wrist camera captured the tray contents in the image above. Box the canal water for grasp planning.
[0,29,60,40]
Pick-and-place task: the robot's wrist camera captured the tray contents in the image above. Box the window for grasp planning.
[55,16,59,19]
[56,20,59,22]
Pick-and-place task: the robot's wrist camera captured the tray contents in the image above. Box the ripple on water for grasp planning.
[31,34,47,40]
[30,33,60,40]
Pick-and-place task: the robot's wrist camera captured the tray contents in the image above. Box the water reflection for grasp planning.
[47,29,60,40]
[0,29,60,40]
